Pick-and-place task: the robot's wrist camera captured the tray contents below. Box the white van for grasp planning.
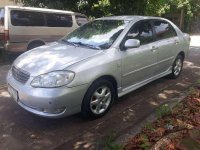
[0,6,88,54]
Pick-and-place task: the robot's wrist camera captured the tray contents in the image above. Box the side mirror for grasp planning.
[124,39,140,49]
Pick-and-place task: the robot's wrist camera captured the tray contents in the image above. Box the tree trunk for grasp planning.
[179,9,184,30]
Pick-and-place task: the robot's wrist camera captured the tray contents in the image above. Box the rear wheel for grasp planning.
[81,79,115,119]
[168,55,184,79]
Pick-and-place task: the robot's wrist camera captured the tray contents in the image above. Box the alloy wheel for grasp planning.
[174,58,183,76]
[90,86,111,115]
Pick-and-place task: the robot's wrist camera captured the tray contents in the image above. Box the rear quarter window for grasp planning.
[153,20,177,41]
[75,15,88,26]
[10,10,45,26]
[45,13,73,27]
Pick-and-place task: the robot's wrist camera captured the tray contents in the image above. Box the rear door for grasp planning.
[9,9,46,44]
[152,19,179,74]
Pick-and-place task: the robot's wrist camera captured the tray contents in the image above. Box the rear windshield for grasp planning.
[75,15,88,26]
[0,8,5,26]
[10,10,73,27]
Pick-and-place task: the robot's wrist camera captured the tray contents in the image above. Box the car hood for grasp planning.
[14,42,102,76]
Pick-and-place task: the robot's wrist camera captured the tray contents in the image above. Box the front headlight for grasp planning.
[31,71,75,88]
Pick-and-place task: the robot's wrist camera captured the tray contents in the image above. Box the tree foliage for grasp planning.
[146,0,200,19]
[16,0,200,20]
[16,0,148,17]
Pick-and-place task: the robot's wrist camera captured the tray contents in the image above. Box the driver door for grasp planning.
[121,20,157,89]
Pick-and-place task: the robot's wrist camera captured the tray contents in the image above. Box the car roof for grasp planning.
[5,5,74,14]
[97,15,164,21]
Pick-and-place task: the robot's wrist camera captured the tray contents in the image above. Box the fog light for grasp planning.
[41,108,48,113]
[53,107,66,114]
[41,107,66,114]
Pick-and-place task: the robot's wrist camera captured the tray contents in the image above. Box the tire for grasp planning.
[168,54,184,79]
[27,42,44,51]
[81,79,115,119]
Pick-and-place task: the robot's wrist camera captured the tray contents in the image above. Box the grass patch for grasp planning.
[156,104,172,119]
[104,130,123,150]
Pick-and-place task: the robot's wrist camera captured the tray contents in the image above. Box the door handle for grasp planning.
[174,40,179,45]
[151,46,158,52]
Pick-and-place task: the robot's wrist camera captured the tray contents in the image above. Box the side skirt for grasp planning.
[118,68,172,98]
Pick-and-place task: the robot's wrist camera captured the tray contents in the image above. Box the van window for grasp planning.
[11,10,45,26]
[75,15,88,26]
[0,8,5,26]
[45,13,73,27]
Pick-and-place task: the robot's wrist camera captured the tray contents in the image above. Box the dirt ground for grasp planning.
[0,45,199,150]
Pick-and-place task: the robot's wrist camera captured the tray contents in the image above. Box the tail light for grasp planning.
[4,30,9,41]
[0,30,9,41]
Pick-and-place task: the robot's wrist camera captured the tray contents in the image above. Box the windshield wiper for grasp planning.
[61,39,78,47]
[73,42,101,50]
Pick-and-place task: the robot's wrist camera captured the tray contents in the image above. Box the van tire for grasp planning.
[27,41,45,51]
[1,50,9,62]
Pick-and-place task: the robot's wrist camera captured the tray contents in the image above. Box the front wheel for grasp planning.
[81,79,115,119]
[168,55,184,79]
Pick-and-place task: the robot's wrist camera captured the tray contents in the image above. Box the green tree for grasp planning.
[17,0,200,27]
[16,0,149,17]
[18,0,79,10]
[110,0,147,15]
[146,0,200,19]
[145,0,200,31]
[16,0,103,18]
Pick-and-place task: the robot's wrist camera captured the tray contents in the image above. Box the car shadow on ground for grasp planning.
[0,51,22,65]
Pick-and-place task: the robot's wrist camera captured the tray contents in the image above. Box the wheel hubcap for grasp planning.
[90,86,111,115]
[174,58,182,76]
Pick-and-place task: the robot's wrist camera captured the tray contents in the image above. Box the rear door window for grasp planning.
[0,8,5,26]
[11,10,45,26]
[75,15,88,26]
[153,20,177,40]
[45,13,73,27]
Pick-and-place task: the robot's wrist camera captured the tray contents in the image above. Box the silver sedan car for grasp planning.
[7,16,190,118]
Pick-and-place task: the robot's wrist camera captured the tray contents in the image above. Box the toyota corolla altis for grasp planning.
[7,16,190,118]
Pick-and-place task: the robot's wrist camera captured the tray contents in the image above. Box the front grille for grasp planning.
[12,66,30,84]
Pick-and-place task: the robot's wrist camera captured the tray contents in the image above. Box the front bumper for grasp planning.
[7,70,89,118]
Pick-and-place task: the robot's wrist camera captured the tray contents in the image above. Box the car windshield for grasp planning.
[62,19,129,50]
